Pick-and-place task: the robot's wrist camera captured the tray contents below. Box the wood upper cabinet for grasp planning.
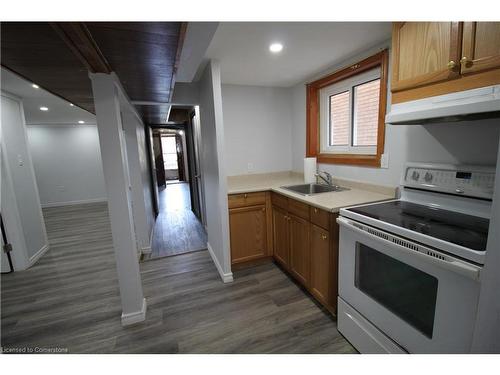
[289,214,310,287]
[461,22,500,75]
[391,22,500,103]
[272,205,289,268]
[391,22,462,92]
[229,204,267,264]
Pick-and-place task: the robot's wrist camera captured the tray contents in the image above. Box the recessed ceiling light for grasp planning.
[78,120,85,124]
[39,106,49,111]
[32,84,40,89]
[69,103,74,107]
[269,43,283,53]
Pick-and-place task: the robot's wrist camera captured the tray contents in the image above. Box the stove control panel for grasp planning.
[403,163,495,200]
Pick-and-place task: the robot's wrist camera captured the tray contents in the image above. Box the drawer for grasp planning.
[271,192,288,210]
[228,192,266,209]
[288,198,310,220]
[310,206,330,230]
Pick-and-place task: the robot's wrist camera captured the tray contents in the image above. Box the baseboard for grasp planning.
[207,242,233,283]
[141,225,155,255]
[121,298,147,326]
[41,198,107,208]
[28,243,50,267]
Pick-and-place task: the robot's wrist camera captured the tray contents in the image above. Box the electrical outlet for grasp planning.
[247,162,254,173]
[57,185,66,192]
[381,153,389,169]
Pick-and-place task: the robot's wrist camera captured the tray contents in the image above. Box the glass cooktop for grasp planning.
[347,201,489,251]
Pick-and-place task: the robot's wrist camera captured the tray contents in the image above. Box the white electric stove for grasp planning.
[336,163,495,354]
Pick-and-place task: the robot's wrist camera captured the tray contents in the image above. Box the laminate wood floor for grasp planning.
[149,182,207,259]
[1,202,355,354]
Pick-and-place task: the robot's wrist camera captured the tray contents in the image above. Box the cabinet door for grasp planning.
[272,206,289,268]
[310,224,333,309]
[391,22,462,92]
[289,214,310,287]
[229,205,267,264]
[461,22,500,75]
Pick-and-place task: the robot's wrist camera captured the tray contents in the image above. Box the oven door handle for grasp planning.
[337,216,481,281]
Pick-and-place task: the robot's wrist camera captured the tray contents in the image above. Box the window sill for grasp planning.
[317,152,381,167]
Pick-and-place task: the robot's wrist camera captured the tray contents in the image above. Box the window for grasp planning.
[306,50,388,167]
[161,135,178,171]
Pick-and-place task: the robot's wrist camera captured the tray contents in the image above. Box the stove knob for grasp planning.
[424,172,433,183]
[412,171,420,181]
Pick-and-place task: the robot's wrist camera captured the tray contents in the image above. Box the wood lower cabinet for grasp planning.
[229,204,267,264]
[272,206,289,268]
[310,222,338,313]
[228,192,272,265]
[289,214,310,287]
[229,191,340,314]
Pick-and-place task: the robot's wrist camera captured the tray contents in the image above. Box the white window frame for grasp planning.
[319,67,381,155]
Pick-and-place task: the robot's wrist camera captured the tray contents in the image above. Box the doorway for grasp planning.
[147,106,207,259]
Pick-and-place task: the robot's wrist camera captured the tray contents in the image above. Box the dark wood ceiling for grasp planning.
[1,22,186,124]
[1,22,96,112]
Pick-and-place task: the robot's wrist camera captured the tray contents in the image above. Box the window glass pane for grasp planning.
[161,136,178,170]
[355,243,438,338]
[353,79,380,146]
[329,91,350,146]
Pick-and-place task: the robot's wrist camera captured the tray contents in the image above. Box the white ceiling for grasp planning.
[204,22,392,87]
[1,68,96,125]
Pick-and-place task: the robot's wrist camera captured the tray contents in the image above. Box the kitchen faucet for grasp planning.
[315,171,333,186]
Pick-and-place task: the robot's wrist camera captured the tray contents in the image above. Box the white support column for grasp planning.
[89,73,146,326]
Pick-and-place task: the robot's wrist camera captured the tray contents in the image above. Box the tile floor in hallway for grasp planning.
[1,202,355,354]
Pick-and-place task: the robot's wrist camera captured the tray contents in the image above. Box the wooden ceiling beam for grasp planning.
[50,22,112,74]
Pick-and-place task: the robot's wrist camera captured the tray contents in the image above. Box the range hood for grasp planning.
[385,85,500,125]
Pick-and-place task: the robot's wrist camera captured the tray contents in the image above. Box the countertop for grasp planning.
[227,171,396,213]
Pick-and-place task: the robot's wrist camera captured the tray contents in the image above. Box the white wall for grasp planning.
[122,109,155,253]
[198,60,233,282]
[1,93,48,270]
[290,44,500,187]
[222,84,292,176]
[27,125,107,207]
[472,133,500,353]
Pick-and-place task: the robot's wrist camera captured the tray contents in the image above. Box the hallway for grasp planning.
[149,182,207,259]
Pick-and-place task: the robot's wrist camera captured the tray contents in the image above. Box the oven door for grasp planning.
[337,216,482,353]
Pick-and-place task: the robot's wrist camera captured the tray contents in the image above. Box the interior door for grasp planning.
[192,108,206,225]
[461,22,500,74]
[152,132,166,187]
[391,22,462,92]
[186,113,202,221]
[175,134,185,181]
[146,126,159,216]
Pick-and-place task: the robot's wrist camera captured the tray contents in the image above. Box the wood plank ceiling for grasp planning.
[1,22,186,125]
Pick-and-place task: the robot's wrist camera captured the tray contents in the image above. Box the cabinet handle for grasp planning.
[244,193,248,198]
[321,234,327,240]
[314,208,318,213]
[262,207,265,212]
[460,56,472,67]
[447,60,457,70]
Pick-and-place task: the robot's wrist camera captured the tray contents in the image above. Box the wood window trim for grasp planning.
[306,49,389,167]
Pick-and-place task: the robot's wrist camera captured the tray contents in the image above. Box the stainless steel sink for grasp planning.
[281,183,349,196]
